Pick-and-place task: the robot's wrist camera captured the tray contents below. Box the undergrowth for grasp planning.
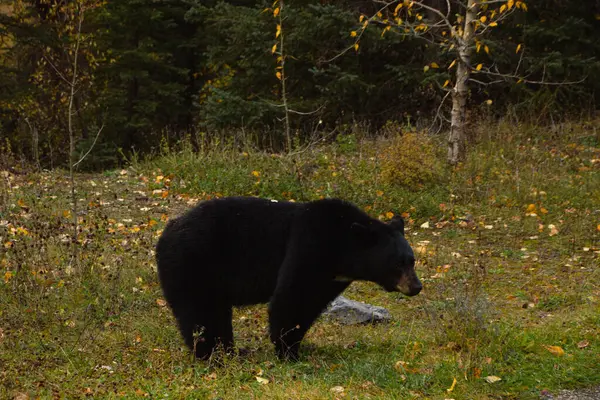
[1,120,599,399]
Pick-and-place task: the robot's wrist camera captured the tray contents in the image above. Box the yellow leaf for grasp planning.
[526,203,536,213]
[252,170,261,177]
[204,372,218,381]
[448,59,457,69]
[543,345,565,356]
[423,65,430,72]
[516,44,522,53]
[4,271,13,283]
[597,224,600,231]
[255,376,269,384]
[443,80,450,87]
[430,62,439,68]
[354,43,359,52]
[271,43,277,54]
[447,377,457,392]
[275,71,282,79]
[500,4,507,13]
[489,21,498,27]
[485,45,490,54]
[381,26,391,37]
[386,212,394,219]
[480,15,487,23]
[359,15,365,23]
[475,63,483,71]
[276,24,281,38]
[486,99,493,105]
[350,31,357,37]
[394,3,403,14]
[330,386,345,394]
[522,2,528,11]
[273,7,280,17]
[508,0,514,10]
[476,43,481,53]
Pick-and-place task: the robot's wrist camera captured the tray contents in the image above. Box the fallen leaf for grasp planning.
[548,224,559,236]
[394,360,409,371]
[204,372,217,381]
[156,298,167,307]
[330,386,345,394]
[255,376,269,384]
[447,377,457,392]
[420,221,430,229]
[577,340,589,349]
[484,375,502,383]
[543,345,565,356]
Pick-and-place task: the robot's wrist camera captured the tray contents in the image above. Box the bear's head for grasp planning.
[344,216,422,297]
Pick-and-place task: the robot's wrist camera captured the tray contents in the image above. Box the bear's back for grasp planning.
[157,197,300,305]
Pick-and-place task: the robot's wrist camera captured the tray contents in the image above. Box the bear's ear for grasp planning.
[388,216,405,235]
[350,222,379,246]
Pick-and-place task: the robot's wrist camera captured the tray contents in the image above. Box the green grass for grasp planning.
[1,120,599,399]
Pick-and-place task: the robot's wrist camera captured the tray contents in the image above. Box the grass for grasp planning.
[1,120,599,399]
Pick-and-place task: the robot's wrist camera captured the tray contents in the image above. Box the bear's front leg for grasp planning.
[268,281,350,360]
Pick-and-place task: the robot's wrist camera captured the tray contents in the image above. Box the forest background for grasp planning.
[1,0,599,168]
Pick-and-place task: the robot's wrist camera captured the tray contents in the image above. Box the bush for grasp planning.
[379,131,443,188]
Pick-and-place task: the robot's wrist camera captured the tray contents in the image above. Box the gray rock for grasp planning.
[540,387,600,400]
[324,296,392,325]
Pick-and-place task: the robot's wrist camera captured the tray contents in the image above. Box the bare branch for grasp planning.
[474,62,588,86]
[287,105,325,116]
[469,77,504,86]
[429,89,452,134]
[72,123,104,168]
[43,55,72,86]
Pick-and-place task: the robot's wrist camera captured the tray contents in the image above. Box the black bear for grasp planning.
[156,196,422,360]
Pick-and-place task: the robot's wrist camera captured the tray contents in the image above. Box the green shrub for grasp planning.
[379,131,443,188]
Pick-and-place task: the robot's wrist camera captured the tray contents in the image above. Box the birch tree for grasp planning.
[351,0,528,164]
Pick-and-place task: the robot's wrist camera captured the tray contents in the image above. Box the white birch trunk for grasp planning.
[448,0,478,165]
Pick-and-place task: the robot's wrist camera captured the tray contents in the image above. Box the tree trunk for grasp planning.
[448,0,478,165]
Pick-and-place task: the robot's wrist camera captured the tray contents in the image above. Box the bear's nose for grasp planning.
[411,281,423,295]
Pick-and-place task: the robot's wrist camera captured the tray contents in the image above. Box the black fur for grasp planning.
[156,196,421,360]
